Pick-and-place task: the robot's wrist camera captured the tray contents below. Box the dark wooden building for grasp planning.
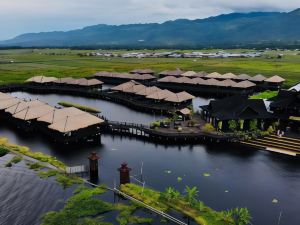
[201,96,274,132]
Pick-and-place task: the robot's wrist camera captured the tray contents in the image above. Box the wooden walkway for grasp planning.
[103,120,232,144]
[240,134,300,156]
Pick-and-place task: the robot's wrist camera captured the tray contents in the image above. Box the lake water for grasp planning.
[0,92,299,225]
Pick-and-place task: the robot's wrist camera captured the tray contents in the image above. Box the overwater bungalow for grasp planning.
[135,86,162,96]
[93,71,155,84]
[201,96,274,132]
[222,73,238,80]
[181,71,197,77]
[264,75,285,90]
[25,76,58,85]
[235,74,253,81]
[47,113,104,144]
[249,74,267,84]
[205,72,223,79]
[158,69,183,78]
[164,91,195,105]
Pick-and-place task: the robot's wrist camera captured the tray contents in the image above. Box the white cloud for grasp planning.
[0,0,299,40]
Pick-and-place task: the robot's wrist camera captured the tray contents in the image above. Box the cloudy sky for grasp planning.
[0,0,299,40]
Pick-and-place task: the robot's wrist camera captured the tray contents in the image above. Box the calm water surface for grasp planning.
[0,92,299,225]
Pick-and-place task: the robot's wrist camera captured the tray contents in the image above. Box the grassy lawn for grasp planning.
[0,49,299,87]
[58,101,101,113]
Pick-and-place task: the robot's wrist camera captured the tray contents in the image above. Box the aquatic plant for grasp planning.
[184,186,199,207]
[28,162,45,171]
[0,137,66,170]
[10,156,22,164]
[58,101,100,113]
[0,146,9,157]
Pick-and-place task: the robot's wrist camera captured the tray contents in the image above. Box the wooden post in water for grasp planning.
[118,162,132,185]
[88,152,100,182]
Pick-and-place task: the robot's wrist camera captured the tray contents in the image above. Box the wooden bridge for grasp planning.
[103,120,232,144]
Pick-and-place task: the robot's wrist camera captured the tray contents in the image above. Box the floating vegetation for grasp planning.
[58,101,100,113]
[203,173,211,177]
[177,177,183,182]
[272,199,279,204]
[28,162,45,171]
[164,170,172,174]
[0,146,9,157]
[116,204,153,225]
[225,190,229,193]
[120,183,251,225]
[5,162,12,167]
[0,137,66,170]
[10,155,23,164]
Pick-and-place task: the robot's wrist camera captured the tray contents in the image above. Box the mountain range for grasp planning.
[1,9,300,48]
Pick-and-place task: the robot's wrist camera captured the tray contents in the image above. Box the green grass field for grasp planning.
[0,49,299,87]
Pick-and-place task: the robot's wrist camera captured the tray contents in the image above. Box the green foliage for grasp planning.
[116,204,153,225]
[58,101,100,113]
[218,121,223,130]
[10,156,22,164]
[184,186,199,207]
[250,90,278,99]
[121,183,237,225]
[249,119,258,131]
[28,162,45,171]
[228,120,238,132]
[267,125,275,133]
[38,169,60,178]
[239,119,244,130]
[5,162,12,167]
[227,208,251,225]
[55,174,83,189]
[42,186,113,225]
[202,123,215,133]
[0,146,9,157]
[0,137,66,170]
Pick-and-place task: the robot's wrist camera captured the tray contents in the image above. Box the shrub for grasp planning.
[228,120,238,131]
[202,123,215,132]
[267,126,274,133]
[0,146,9,157]
[249,119,258,131]
[11,156,22,164]
[5,162,12,167]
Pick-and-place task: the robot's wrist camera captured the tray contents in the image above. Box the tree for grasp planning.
[184,186,199,207]
[228,120,238,131]
[249,119,258,131]
[231,207,251,225]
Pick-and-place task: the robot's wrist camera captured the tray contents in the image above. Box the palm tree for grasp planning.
[184,186,199,207]
[232,208,251,225]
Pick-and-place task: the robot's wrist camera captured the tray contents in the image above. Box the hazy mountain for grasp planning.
[1,9,300,48]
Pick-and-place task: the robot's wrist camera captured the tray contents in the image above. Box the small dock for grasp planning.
[240,134,300,156]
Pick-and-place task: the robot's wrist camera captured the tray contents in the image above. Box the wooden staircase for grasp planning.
[240,134,300,156]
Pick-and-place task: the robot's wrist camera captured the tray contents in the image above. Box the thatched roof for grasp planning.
[250,74,266,82]
[181,71,196,77]
[26,76,58,83]
[193,72,208,78]
[78,78,103,86]
[203,78,220,85]
[233,80,256,88]
[123,84,146,93]
[172,77,191,83]
[205,72,223,79]
[0,92,13,100]
[159,69,183,76]
[111,80,141,91]
[52,77,75,84]
[157,76,177,82]
[236,74,252,80]
[134,74,156,80]
[222,73,238,79]
[217,79,237,87]
[37,107,84,124]
[146,89,175,100]
[179,108,191,115]
[190,78,206,85]
[0,97,22,110]
[13,104,54,121]
[264,75,285,83]
[135,86,162,96]
[164,91,195,103]
[5,100,46,115]
[48,113,104,133]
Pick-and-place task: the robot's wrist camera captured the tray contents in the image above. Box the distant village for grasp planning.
[78,51,262,58]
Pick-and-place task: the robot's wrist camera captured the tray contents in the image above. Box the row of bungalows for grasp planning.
[109,80,195,108]
[92,72,156,85]
[268,83,300,133]
[0,92,104,144]
[25,76,103,90]
[200,96,275,132]
[158,70,285,91]
[157,76,257,96]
